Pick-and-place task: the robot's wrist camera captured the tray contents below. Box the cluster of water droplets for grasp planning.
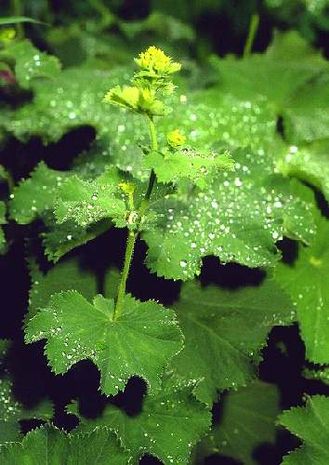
[133,382,211,465]
[9,163,67,224]
[146,143,315,280]
[0,378,20,422]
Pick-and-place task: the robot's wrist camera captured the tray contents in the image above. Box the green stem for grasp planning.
[12,0,24,38]
[113,230,137,320]
[139,116,158,216]
[113,115,159,319]
[243,13,259,58]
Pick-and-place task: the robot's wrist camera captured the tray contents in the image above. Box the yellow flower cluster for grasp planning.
[134,46,181,75]
[103,46,181,117]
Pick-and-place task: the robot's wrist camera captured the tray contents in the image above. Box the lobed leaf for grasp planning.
[144,148,234,189]
[69,378,211,465]
[25,291,184,396]
[278,141,329,203]
[54,169,127,228]
[169,279,295,405]
[279,396,329,465]
[0,426,129,465]
[275,218,329,364]
[144,149,317,280]
[1,40,61,88]
[9,162,68,224]
[198,381,280,465]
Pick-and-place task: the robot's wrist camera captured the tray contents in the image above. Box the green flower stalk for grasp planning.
[104,46,182,318]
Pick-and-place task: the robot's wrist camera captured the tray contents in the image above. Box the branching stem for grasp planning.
[113,114,158,319]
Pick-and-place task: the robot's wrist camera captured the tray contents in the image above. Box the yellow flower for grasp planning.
[118,182,135,196]
[134,46,181,75]
[0,28,16,43]
[167,129,186,148]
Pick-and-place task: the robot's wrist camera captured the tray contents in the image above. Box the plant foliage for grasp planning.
[0,4,329,465]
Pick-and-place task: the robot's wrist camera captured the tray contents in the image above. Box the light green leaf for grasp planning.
[278,141,329,203]
[209,30,327,109]
[25,292,183,396]
[0,426,129,465]
[282,60,329,144]
[54,169,127,228]
[198,381,280,465]
[144,149,317,280]
[0,16,45,25]
[170,279,294,404]
[170,279,294,405]
[144,148,234,189]
[279,396,329,465]
[2,40,61,88]
[9,162,68,224]
[1,66,132,144]
[275,219,329,364]
[160,91,278,155]
[69,379,211,465]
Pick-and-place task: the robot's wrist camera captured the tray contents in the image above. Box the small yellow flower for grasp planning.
[0,28,16,43]
[118,182,135,196]
[167,129,186,148]
[135,46,181,75]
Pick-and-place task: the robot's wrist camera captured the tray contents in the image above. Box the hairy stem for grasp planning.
[243,13,259,58]
[113,115,159,319]
[113,230,137,320]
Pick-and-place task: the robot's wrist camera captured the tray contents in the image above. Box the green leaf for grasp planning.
[0,426,129,465]
[2,40,61,88]
[144,148,234,189]
[303,367,329,386]
[0,16,45,25]
[209,31,327,109]
[9,162,68,224]
[54,169,127,228]
[198,381,280,465]
[275,219,329,364]
[9,162,118,260]
[42,217,111,263]
[69,379,211,465]
[170,279,294,405]
[279,396,329,465]
[1,66,132,143]
[161,91,278,154]
[144,149,317,280]
[27,258,99,322]
[278,141,329,203]
[25,292,184,396]
[283,73,329,144]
